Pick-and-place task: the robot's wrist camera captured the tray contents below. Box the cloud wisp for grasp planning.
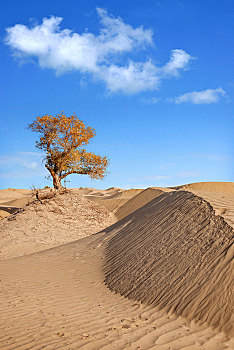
[0,152,46,178]
[5,8,193,94]
[174,87,226,104]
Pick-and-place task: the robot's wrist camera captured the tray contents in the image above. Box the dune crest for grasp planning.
[173,181,234,194]
[114,187,171,220]
[104,191,234,335]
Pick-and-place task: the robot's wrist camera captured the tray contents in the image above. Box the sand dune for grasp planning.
[186,190,234,229]
[0,183,233,349]
[111,189,143,199]
[1,197,34,207]
[173,181,234,194]
[0,192,115,259]
[87,196,131,212]
[10,188,32,195]
[104,191,234,336]
[0,234,233,349]
[106,186,123,192]
[86,188,143,214]
[114,187,171,220]
[0,189,31,204]
[173,182,234,229]
[0,189,34,218]
[0,187,143,220]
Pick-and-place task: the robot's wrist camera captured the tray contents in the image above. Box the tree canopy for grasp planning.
[28,112,109,190]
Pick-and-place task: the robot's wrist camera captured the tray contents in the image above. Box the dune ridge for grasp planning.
[0,188,34,219]
[85,188,143,214]
[172,182,234,229]
[104,190,234,335]
[173,181,234,194]
[114,187,171,220]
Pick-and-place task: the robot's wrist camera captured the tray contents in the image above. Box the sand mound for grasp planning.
[0,189,30,204]
[0,185,234,348]
[185,190,234,230]
[71,187,97,195]
[114,187,170,220]
[173,182,234,229]
[87,196,131,212]
[173,181,234,193]
[104,190,234,335]
[112,189,143,199]
[106,187,122,191]
[0,189,34,219]
[11,188,32,195]
[86,188,143,214]
[2,197,34,207]
[0,191,115,260]
[2,236,233,350]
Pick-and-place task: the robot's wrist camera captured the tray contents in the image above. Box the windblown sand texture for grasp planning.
[191,191,234,228]
[2,236,233,350]
[104,190,234,336]
[0,182,234,349]
[114,187,172,220]
[174,182,234,229]
[173,181,234,193]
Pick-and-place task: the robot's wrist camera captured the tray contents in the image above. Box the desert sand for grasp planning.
[0,182,233,349]
[0,191,115,260]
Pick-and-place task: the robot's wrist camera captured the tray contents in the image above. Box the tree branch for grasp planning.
[60,168,91,179]
[45,164,55,176]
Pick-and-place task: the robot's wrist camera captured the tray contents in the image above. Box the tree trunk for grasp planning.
[52,174,63,191]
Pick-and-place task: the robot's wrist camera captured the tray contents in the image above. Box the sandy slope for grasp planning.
[0,189,32,204]
[181,190,234,229]
[173,181,234,194]
[85,189,143,215]
[0,235,233,350]
[114,187,171,220]
[0,192,115,259]
[0,182,234,349]
[0,189,34,219]
[0,209,11,219]
[104,191,234,336]
[172,182,234,229]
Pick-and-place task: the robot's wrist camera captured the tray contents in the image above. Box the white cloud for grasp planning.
[22,161,38,169]
[5,9,193,94]
[0,152,45,178]
[174,87,226,104]
[100,61,160,94]
[19,151,44,156]
[163,49,193,76]
[0,152,43,166]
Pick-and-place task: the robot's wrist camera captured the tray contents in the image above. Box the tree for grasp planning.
[28,112,109,191]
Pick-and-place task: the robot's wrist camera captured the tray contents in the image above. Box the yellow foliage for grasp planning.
[28,112,109,189]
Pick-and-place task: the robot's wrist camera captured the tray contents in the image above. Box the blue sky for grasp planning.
[0,0,233,189]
